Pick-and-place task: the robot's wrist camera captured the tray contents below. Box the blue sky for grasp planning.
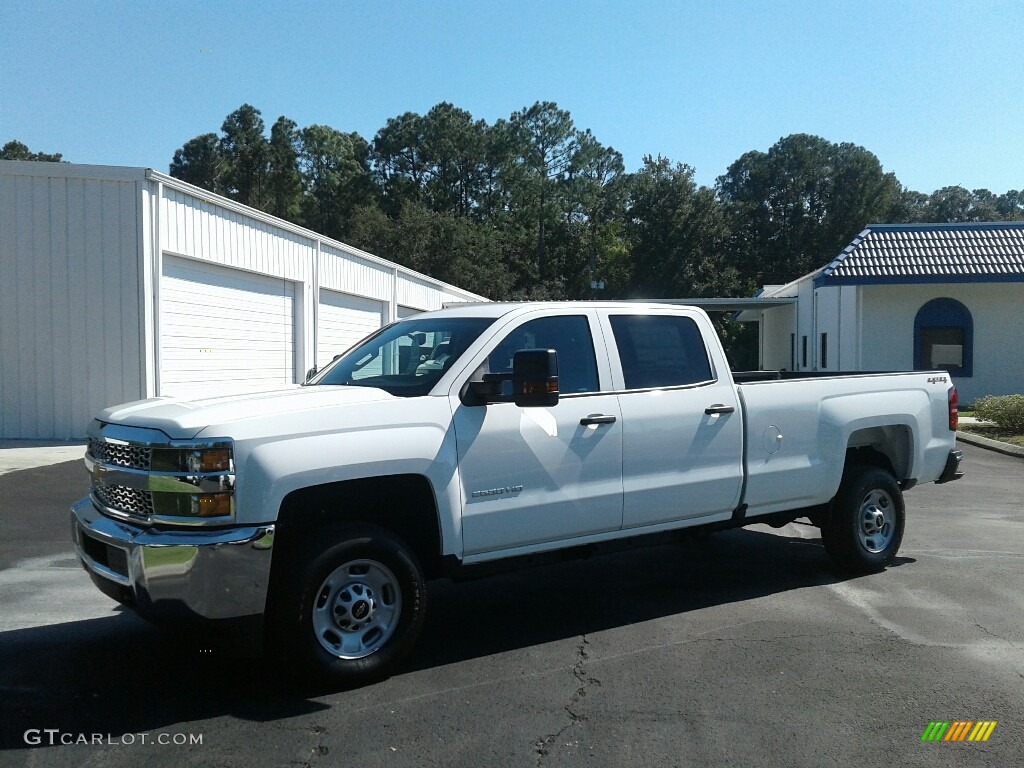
[2,0,1021,194]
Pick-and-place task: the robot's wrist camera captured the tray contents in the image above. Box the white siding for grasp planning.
[319,244,393,302]
[813,286,841,371]
[161,189,312,283]
[837,286,860,371]
[396,273,451,311]
[759,304,795,370]
[859,283,1024,403]
[0,161,486,438]
[796,280,815,370]
[0,163,144,439]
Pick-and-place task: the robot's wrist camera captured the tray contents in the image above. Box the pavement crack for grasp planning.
[973,620,1019,649]
[534,634,600,765]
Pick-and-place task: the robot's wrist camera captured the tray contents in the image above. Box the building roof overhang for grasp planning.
[629,297,797,311]
[814,222,1024,288]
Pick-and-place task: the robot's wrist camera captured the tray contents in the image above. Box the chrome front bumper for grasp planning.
[71,497,275,621]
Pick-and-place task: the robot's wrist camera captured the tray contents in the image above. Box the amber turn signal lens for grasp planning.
[187,449,232,473]
[192,493,233,517]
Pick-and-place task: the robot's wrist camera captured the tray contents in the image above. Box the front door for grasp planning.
[453,313,623,557]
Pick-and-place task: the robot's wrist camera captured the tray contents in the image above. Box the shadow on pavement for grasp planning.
[0,609,329,750]
[0,525,905,749]
[411,526,911,669]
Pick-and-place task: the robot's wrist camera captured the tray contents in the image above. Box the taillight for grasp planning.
[948,386,959,431]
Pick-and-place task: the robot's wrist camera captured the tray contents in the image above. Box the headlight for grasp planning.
[150,447,233,474]
[151,491,234,519]
[188,448,231,473]
[87,437,236,526]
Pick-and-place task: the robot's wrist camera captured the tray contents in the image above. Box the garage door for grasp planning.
[317,290,385,368]
[160,256,296,399]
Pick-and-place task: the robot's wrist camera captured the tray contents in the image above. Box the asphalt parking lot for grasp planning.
[0,442,1021,767]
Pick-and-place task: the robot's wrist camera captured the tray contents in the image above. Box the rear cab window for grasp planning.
[609,314,714,390]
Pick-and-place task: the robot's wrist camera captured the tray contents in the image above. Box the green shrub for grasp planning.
[973,395,1024,432]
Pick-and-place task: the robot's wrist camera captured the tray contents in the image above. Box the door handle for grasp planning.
[704,404,735,415]
[580,414,617,426]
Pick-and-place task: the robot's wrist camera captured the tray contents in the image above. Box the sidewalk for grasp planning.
[0,441,87,475]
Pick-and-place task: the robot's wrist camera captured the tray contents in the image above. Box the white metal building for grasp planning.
[0,161,485,439]
[746,223,1024,403]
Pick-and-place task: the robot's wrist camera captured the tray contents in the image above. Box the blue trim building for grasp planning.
[750,223,1024,403]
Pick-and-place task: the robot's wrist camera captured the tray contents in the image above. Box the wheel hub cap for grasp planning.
[312,559,402,660]
[863,507,886,535]
[335,583,376,629]
[858,490,895,554]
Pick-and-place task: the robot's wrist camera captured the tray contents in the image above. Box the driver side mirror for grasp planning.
[463,348,560,407]
[512,349,559,407]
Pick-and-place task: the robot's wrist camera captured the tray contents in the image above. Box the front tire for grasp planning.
[821,466,905,573]
[269,524,427,686]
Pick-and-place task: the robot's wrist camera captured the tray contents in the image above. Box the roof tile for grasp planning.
[821,223,1024,282]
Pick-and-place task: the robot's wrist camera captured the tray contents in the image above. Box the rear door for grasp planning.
[602,310,743,529]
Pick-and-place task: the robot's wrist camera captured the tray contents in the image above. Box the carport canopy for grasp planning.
[629,297,796,314]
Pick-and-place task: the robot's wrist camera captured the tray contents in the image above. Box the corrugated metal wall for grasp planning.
[1,162,485,439]
[162,188,313,283]
[320,243,393,302]
[0,163,146,439]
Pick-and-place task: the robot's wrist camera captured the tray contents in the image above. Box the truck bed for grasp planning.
[735,370,955,520]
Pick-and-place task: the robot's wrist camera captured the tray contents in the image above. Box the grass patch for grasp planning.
[959,423,1024,448]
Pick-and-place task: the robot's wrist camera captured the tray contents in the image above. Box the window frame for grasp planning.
[463,312,606,399]
[605,312,717,392]
[913,298,973,377]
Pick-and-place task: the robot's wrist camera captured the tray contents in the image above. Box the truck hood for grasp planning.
[96,385,396,439]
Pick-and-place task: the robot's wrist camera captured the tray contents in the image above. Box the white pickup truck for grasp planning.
[72,301,963,683]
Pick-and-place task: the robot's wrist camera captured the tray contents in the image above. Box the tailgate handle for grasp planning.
[705,404,735,415]
[580,414,617,426]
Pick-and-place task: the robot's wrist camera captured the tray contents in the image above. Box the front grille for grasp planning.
[94,483,155,518]
[89,440,152,471]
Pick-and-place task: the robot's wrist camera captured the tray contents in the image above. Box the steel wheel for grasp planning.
[857,488,896,554]
[312,558,403,659]
[268,523,427,686]
[821,465,905,573]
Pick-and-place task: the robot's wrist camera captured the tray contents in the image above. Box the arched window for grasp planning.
[914,298,973,377]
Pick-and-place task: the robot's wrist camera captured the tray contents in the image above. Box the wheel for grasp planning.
[268,524,427,686]
[821,466,905,573]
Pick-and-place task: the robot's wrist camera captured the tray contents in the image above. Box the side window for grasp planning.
[610,315,713,389]
[485,315,600,394]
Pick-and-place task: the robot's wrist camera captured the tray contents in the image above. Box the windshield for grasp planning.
[311,317,496,397]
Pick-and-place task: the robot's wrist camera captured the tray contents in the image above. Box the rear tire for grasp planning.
[821,466,905,573]
[268,523,426,686]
